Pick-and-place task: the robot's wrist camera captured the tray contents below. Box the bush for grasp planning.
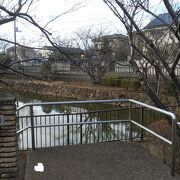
[145,120,172,164]
[102,75,142,90]
[122,79,141,90]
[102,74,122,86]
[164,82,176,94]
[130,80,141,90]
[122,79,130,89]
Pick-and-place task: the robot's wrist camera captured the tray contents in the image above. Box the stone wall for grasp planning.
[0,98,17,180]
[1,80,152,103]
[0,80,176,105]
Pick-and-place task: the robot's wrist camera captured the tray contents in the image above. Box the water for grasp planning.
[16,92,131,150]
[6,90,168,150]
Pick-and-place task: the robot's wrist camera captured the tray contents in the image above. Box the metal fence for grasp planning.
[22,65,180,77]
[17,109,131,149]
[17,99,177,176]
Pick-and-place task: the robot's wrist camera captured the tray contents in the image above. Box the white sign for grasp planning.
[34,163,44,172]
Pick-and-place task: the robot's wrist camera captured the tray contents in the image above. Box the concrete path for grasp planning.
[25,141,180,180]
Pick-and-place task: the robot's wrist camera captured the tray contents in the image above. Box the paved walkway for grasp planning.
[25,141,180,180]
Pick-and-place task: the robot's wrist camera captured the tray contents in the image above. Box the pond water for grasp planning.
[14,91,131,149]
[1,89,168,149]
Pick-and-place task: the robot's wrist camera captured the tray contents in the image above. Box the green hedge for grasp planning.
[102,74,122,87]
[102,74,141,90]
[130,80,142,90]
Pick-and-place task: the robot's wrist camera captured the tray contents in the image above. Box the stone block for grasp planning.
[4,121,16,126]
[0,152,17,158]
[0,147,17,153]
[0,110,16,115]
[0,162,17,168]
[0,132,16,137]
[0,141,17,148]
[5,116,16,121]
[0,126,16,130]
[0,137,16,143]
[1,172,17,178]
[0,105,16,110]
[0,157,17,164]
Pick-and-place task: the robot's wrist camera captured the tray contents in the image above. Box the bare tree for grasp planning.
[0,0,86,85]
[74,28,116,84]
[104,0,180,108]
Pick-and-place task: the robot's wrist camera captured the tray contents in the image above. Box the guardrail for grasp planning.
[17,99,177,176]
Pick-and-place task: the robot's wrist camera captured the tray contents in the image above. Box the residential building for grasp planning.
[6,46,42,66]
[135,12,180,76]
[92,34,130,73]
[38,46,84,72]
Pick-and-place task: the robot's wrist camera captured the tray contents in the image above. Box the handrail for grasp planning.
[131,120,172,145]
[17,99,129,111]
[17,107,129,118]
[17,126,30,134]
[130,99,176,120]
[16,98,177,176]
[17,119,130,134]
[17,99,176,119]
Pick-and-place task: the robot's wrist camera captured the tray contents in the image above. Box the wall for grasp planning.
[0,80,151,103]
[0,97,17,180]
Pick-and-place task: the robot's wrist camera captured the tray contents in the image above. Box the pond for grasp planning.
[13,91,133,149]
[1,89,171,149]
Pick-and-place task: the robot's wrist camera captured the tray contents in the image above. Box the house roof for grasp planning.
[44,46,84,54]
[7,46,35,53]
[92,33,128,42]
[144,12,179,29]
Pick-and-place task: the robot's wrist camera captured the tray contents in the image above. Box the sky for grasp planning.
[1,0,180,47]
[16,0,127,46]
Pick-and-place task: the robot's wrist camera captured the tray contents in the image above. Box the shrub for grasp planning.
[145,120,172,164]
[130,80,141,90]
[122,79,130,89]
[121,79,141,90]
[102,74,122,86]
[164,82,176,94]
[102,75,141,90]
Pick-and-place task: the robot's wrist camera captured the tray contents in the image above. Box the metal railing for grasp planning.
[17,108,131,149]
[17,99,177,176]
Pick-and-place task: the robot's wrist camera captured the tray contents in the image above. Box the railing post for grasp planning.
[67,114,70,145]
[179,138,180,167]
[80,114,83,144]
[129,101,132,142]
[141,107,144,141]
[30,106,35,150]
[171,117,176,176]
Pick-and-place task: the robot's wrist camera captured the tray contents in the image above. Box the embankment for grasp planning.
[1,80,177,178]
[0,80,173,104]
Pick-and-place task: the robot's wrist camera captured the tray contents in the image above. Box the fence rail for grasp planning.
[17,99,177,176]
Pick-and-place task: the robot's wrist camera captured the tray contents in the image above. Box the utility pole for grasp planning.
[14,12,17,62]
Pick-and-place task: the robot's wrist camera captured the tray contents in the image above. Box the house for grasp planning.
[6,46,43,66]
[38,46,84,72]
[143,12,179,44]
[92,34,130,73]
[135,12,180,76]
[7,46,36,61]
[92,34,129,60]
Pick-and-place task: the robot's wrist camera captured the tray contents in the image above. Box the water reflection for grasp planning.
[17,96,130,150]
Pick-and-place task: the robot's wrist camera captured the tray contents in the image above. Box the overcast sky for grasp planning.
[1,0,180,47]
[17,0,127,46]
